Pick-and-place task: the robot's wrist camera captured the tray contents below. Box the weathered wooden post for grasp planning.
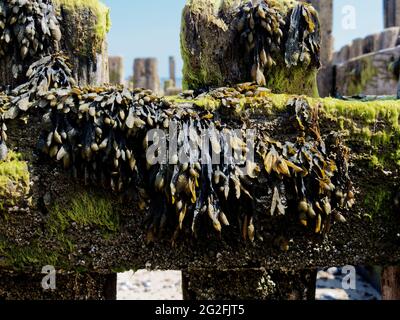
[0,273,117,300]
[146,58,160,93]
[0,0,114,300]
[180,0,321,96]
[382,267,400,300]
[164,79,174,93]
[169,56,176,87]
[179,0,322,299]
[384,0,400,28]
[108,56,125,85]
[303,0,334,97]
[133,58,146,89]
[133,58,160,93]
[164,56,181,95]
[0,0,110,88]
[182,268,317,300]
[54,0,110,86]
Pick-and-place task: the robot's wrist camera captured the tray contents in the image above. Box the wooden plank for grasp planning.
[382,267,400,300]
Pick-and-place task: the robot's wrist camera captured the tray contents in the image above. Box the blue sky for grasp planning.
[333,0,383,51]
[102,0,186,80]
[103,0,383,79]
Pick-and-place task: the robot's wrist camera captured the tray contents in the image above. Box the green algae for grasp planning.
[48,192,119,234]
[53,0,110,56]
[0,151,30,211]
[346,56,378,96]
[53,0,111,39]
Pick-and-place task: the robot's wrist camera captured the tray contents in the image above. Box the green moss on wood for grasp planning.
[0,151,30,211]
[0,241,60,270]
[53,0,110,55]
[0,192,118,270]
[171,88,400,169]
[49,192,119,234]
[314,97,400,168]
[181,0,319,96]
[53,0,111,38]
[363,188,393,220]
[265,64,319,97]
[345,56,378,96]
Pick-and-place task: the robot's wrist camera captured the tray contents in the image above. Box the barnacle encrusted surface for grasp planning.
[181,0,320,96]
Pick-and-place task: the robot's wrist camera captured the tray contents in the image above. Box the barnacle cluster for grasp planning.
[236,0,320,85]
[0,53,354,242]
[0,0,61,79]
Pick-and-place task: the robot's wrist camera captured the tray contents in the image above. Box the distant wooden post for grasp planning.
[164,79,174,93]
[133,58,160,93]
[109,56,125,85]
[384,0,400,28]
[146,58,160,93]
[133,59,147,89]
[302,0,334,97]
[169,56,176,87]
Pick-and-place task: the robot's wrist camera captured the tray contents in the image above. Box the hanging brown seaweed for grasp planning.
[285,3,321,68]
[0,0,61,80]
[0,104,8,161]
[237,0,285,85]
[257,98,352,235]
[0,53,354,243]
[3,53,75,121]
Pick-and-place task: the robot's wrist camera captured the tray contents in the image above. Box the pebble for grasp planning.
[117,270,182,300]
[43,192,52,207]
